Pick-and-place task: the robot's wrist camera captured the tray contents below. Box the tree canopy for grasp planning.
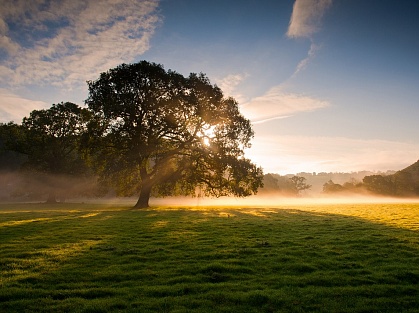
[4,102,92,202]
[84,61,263,208]
[260,173,311,196]
[289,176,311,195]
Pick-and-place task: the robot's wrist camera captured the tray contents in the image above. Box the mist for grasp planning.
[1,170,418,207]
[146,193,419,208]
[0,171,100,203]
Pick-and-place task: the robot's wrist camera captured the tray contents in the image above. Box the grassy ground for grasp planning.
[1,201,419,312]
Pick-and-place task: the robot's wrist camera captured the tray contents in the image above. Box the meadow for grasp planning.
[1,201,419,312]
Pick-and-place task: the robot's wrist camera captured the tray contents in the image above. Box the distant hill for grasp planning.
[393,159,419,195]
[398,159,419,182]
[362,159,419,197]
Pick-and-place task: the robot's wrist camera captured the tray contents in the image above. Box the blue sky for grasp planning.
[1,0,419,174]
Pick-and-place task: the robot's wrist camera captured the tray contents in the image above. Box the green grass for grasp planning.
[1,202,419,312]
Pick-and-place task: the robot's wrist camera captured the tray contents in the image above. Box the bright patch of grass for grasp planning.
[1,202,419,312]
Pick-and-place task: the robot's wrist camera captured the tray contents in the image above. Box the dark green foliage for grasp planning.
[1,61,263,206]
[1,103,95,202]
[85,61,263,208]
[0,122,27,171]
[0,123,28,200]
[21,102,89,175]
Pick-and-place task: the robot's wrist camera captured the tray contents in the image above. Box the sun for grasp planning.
[203,136,211,146]
[199,125,217,146]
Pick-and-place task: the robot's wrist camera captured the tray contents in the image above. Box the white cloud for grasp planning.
[240,86,329,124]
[293,42,320,76]
[216,73,247,97]
[286,0,332,76]
[246,135,419,174]
[0,35,20,55]
[215,73,249,104]
[0,89,48,123]
[0,0,161,88]
[287,0,333,39]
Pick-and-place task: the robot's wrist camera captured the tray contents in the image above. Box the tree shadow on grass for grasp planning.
[1,205,419,312]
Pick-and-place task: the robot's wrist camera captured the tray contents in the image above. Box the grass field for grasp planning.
[1,201,419,312]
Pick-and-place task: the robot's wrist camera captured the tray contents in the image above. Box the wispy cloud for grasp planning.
[216,73,249,104]
[216,73,247,97]
[286,0,332,76]
[293,42,320,76]
[287,0,333,39]
[238,1,333,126]
[240,86,329,124]
[0,0,161,89]
[0,89,48,123]
[246,135,419,174]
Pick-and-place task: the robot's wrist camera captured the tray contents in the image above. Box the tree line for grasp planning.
[322,162,419,197]
[0,61,264,208]
[260,173,311,196]
[260,165,419,198]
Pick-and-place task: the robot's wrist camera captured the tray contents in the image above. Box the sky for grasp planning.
[1,0,419,175]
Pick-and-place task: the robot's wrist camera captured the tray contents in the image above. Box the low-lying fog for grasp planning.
[152,195,419,207]
[1,171,418,207]
[76,194,419,208]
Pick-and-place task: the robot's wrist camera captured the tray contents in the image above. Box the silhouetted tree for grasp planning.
[16,102,91,202]
[342,178,360,190]
[0,122,28,171]
[362,175,394,195]
[289,175,311,195]
[84,61,263,208]
[0,123,28,200]
[361,160,419,197]
[322,180,344,193]
[260,173,305,196]
[262,174,279,191]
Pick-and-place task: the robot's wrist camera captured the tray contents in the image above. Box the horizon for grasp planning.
[1,0,419,174]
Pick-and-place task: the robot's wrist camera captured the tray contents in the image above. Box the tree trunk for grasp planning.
[133,183,152,209]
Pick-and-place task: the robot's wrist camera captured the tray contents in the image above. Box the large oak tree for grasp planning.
[85,61,263,208]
